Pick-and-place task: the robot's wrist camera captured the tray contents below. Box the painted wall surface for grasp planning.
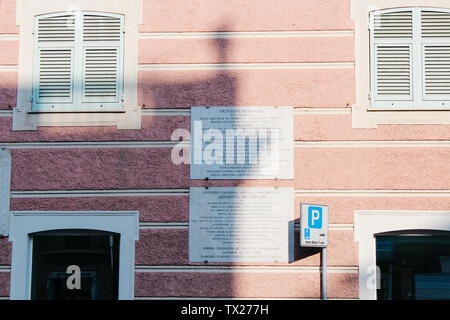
[0,0,449,300]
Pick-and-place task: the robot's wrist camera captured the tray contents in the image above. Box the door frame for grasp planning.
[8,211,139,300]
[354,210,450,300]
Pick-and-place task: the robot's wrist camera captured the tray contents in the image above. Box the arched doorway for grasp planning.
[9,211,139,300]
[30,229,120,300]
[376,230,450,300]
[354,210,450,299]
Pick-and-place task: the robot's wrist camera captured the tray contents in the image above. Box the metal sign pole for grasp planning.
[322,247,327,300]
[300,203,329,300]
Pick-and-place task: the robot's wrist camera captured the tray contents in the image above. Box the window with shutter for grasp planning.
[32,12,124,112]
[370,7,450,110]
[421,10,450,101]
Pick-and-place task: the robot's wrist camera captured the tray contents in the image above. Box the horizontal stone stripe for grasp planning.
[9,147,450,190]
[138,31,355,40]
[6,140,449,149]
[10,196,190,222]
[294,148,450,190]
[0,264,356,273]
[0,71,16,109]
[138,37,354,64]
[0,115,190,143]
[3,114,450,143]
[295,196,450,224]
[134,272,358,298]
[9,194,450,226]
[0,40,18,65]
[9,148,295,190]
[138,69,354,108]
[0,33,354,65]
[138,223,352,231]
[0,107,349,117]
[135,229,357,267]
[295,115,450,141]
[139,0,352,33]
[0,266,359,298]
[138,63,354,71]
[9,148,189,191]
[134,265,358,273]
[11,189,190,197]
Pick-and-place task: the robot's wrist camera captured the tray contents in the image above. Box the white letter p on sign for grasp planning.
[312,210,320,224]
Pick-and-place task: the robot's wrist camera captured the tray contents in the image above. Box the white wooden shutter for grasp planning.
[82,14,123,104]
[34,14,75,105]
[33,12,123,111]
[371,10,414,105]
[374,45,412,97]
[37,48,73,102]
[421,10,450,100]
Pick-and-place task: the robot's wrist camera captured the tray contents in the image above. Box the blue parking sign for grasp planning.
[308,206,322,229]
[300,203,328,248]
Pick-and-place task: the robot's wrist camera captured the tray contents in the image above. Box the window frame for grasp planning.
[13,0,142,130]
[351,0,450,128]
[354,210,450,300]
[8,211,139,300]
[369,7,450,110]
[31,11,125,112]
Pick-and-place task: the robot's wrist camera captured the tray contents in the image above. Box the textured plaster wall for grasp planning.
[0,0,449,299]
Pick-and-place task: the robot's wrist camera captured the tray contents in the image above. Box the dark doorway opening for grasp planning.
[376,230,450,300]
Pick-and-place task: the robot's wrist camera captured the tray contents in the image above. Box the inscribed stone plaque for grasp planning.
[190,106,293,179]
[189,187,294,263]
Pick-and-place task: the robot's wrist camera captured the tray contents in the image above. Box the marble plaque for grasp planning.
[190,106,293,179]
[189,187,294,262]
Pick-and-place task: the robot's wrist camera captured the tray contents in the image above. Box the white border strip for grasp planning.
[0,111,13,117]
[295,190,450,197]
[0,265,362,274]
[140,222,189,230]
[134,265,358,273]
[141,107,351,116]
[138,30,354,40]
[0,34,19,41]
[134,297,321,300]
[11,189,450,198]
[3,140,450,149]
[0,108,351,117]
[11,189,189,198]
[0,266,11,272]
[295,140,450,148]
[0,263,352,273]
[294,108,351,115]
[0,65,18,72]
[355,210,450,217]
[139,222,353,231]
[1,141,190,149]
[142,108,191,116]
[138,62,354,71]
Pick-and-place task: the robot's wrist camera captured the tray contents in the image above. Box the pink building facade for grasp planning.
[0,0,449,300]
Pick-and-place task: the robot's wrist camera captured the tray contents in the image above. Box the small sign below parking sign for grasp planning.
[300,203,328,247]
